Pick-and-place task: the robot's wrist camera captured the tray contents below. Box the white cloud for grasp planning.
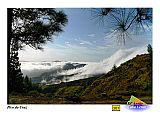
[19,42,109,62]
[19,46,67,62]
[65,42,70,44]
[80,42,85,45]
[96,45,111,49]
[74,37,95,46]
[20,46,147,84]
[88,34,95,37]
[54,44,68,49]
[78,40,94,46]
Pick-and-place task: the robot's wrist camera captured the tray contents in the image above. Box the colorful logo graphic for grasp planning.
[127,95,149,111]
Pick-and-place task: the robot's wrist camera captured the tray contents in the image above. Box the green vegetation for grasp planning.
[9,53,152,104]
[82,54,152,104]
[54,86,83,97]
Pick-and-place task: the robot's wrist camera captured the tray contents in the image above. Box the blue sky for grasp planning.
[19,8,152,62]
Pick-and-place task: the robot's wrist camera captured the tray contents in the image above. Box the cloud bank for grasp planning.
[20,46,147,84]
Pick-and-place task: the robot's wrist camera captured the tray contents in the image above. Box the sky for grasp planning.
[19,8,152,62]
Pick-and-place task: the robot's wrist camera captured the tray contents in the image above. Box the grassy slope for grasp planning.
[9,54,152,104]
[81,54,152,103]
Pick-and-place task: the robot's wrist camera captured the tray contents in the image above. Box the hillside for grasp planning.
[81,54,152,103]
[51,54,152,104]
[9,54,152,104]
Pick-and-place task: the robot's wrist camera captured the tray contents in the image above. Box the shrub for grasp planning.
[28,90,40,97]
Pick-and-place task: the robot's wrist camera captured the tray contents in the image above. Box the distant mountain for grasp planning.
[31,62,87,83]
[52,60,62,62]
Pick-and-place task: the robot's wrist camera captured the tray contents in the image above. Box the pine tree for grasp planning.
[111,64,117,71]
[147,44,152,55]
[8,50,24,93]
[8,8,68,94]
[90,8,152,44]
[24,75,32,93]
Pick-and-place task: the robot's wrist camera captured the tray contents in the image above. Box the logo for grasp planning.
[112,105,120,111]
[127,95,149,111]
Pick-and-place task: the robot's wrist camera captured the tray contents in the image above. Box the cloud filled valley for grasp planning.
[21,46,147,85]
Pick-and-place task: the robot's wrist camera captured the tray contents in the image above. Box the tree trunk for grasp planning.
[7,8,13,57]
[7,8,13,104]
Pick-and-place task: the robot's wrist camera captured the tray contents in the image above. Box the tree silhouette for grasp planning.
[147,44,152,55]
[8,8,68,50]
[8,50,24,93]
[147,44,152,70]
[90,8,152,44]
[111,64,117,71]
[8,8,68,94]
[24,75,32,93]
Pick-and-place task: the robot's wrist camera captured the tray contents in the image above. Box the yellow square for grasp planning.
[112,105,120,111]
